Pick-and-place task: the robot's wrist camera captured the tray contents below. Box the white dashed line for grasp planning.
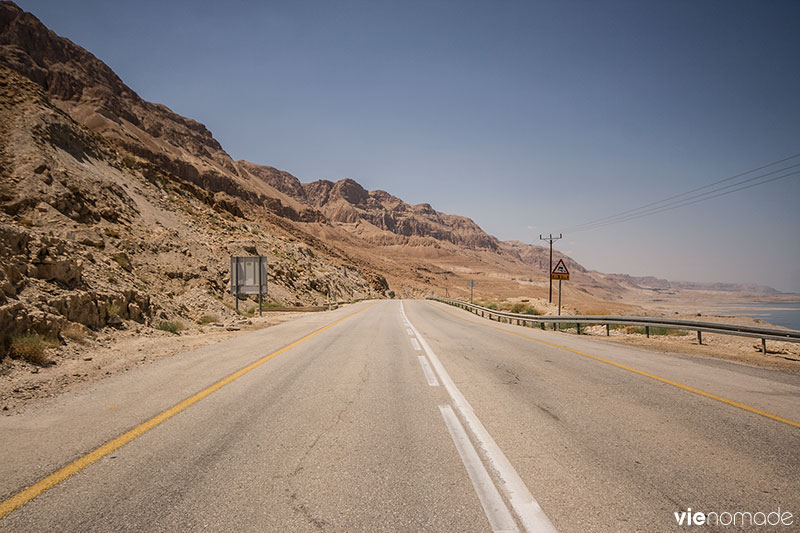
[418,356,440,387]
[439,405,517,532]
[401,301,556,533]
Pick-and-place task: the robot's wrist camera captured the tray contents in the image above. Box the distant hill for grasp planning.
[603,274,782,295]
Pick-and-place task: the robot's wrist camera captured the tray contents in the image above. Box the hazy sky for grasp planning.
[18,0,800,292]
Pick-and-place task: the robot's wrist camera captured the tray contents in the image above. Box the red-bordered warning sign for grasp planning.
[551,259,569,280]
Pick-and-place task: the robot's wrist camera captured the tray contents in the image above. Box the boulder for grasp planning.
[66,228,105,248]
[29,258,82,287]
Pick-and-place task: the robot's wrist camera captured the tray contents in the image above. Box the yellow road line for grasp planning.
[0,304,373,520]
[429,302,800,429]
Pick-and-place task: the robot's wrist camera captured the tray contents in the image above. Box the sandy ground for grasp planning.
[0,311,312,414]
[537,315,800,375]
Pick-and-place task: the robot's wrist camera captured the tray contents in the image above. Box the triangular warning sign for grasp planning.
[552,259,569,275]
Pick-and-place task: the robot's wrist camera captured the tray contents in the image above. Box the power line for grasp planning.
[571,168,800,233]
[563,152,800,232]
[570,163,800,232]
[567,162,800,232]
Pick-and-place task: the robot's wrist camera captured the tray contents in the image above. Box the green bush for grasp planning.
[155,321,183,334]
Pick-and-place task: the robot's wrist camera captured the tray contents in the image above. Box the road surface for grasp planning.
[1,300,798,531]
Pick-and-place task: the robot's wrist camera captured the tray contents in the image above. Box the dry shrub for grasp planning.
[156,321,183,334]
[510,302,541,315]
[10,333,55,365]
[582,308,611,316]
[61,322,89,342]
[197,314,219,325]
[510,302,527,313]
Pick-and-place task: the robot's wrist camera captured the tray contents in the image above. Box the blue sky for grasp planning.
[18,0,800,292]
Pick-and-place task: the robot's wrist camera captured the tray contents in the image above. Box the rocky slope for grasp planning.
[0,63,388,357]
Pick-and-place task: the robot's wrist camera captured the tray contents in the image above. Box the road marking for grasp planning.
[418,356,440,386]
[431,302,800,430]
[439,405,518,532]
[407,328,414,336]
[410,337,422,351]
[401,302,557,533]
[0,304,373,520]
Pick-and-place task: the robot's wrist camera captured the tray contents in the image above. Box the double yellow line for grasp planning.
[0,304,371,519]
[431,302,800,429]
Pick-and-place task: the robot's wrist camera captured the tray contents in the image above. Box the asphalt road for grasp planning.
[1,300,798,532]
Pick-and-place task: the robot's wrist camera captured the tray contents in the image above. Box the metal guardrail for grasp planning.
[428,297,800,355]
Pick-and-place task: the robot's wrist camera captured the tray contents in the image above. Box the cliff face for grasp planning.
[0,1,268,209]
[304,177,500,250]
[239,161,501,250]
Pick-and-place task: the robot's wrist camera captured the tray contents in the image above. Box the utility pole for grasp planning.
[539,233,562,303]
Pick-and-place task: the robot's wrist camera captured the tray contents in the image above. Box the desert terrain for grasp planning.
[1,1,798,412]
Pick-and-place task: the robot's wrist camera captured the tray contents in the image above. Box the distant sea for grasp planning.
[715,301,800,330]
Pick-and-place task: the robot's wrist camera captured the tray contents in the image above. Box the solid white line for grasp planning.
[401,301,557,533]
[410,337,422,351]
[407,328,414,336]
[418,356,440,387]
[439,405,518,532]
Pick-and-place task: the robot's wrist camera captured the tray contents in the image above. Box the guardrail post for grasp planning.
[606,324,610,336]
[697,331,702,345]
[645,326,650,338]
[577,323,581,335]
[762,338,766,355]
[541,322,545,330]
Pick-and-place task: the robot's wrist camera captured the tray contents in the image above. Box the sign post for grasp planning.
[468,280,476,303]
[550,259,569,317]
[230,256,269,316]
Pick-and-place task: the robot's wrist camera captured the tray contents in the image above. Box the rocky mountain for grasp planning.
[240,161,499,250]
[0,1,783,360]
